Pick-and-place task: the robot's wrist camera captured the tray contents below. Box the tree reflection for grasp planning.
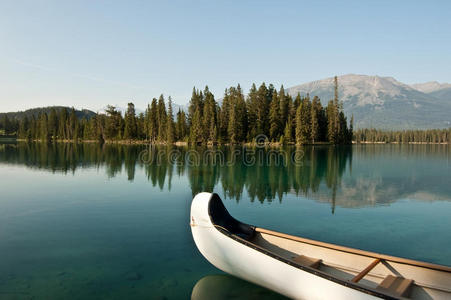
[1,142,449,208]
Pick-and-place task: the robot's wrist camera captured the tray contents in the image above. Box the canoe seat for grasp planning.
[376,275,413,298]
[291,255,321,269]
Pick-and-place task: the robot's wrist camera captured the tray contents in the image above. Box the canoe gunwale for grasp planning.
[254,227,451,273]
[212,224,398,300]
[206,193,399,300]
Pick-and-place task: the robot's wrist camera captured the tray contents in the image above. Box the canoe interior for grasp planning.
[250,230,451,300]
[207,193,451,300]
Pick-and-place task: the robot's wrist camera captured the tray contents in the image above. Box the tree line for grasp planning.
[354,128,451,144]
[3,77,353,145]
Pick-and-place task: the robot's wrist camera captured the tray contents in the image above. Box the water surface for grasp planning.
[0,143,450,299]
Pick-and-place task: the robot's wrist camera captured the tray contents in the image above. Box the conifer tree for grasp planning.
[48,108,58,141]
[58,108,68,140]
[68,108,77,140]
[283,116,293,144]
[246,83,258,140]
[310,96,319,143]
[38,113,49,141]
[279,85,288,129]
[166,96,175,144]
[148,98,158,142]
[124,102,137,140]
[269,91,280,141]
[326,100,336,143]
[157,95,167,141]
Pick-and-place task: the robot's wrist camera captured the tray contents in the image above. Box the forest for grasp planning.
[0,77,353,145]
[354,128,451,144]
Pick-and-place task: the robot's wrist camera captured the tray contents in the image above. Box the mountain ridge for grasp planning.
[286,74,451,129]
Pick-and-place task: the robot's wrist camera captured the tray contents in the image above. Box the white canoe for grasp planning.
[190,192,451,300]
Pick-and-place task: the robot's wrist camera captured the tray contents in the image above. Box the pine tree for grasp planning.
[295,97,311,144]
[310,96,319,143]
[148,98,158,142]
[166,96,175,144]
[104,105,122,140]
[295,104,302,144]
[202,86,217,143]
[283,116,293,144]
[326,100,336,143]
[269,91,280,141]
[190,108,203,144]
[175,109,187,141]
[256,83,270,137]
[68,108,77,140]
[349,114,354,143]
[124,102,137,140]
[48,108,58,141]
[279,85,288,130]
[157,95,167,142]
[58,108,68,140]
[246,83,258,140]
[18,116,29,139]
[38,113,50,141]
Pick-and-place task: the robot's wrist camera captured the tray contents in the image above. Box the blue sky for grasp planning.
[1,0,450,112]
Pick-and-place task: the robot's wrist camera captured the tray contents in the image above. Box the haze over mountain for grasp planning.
[286,74,451,129]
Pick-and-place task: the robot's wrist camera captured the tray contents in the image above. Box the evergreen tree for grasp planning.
[148,98,158,142]
[269,91,280,141]
[68,108,78,140]
[2,115,12,134]
[279,85,289,130]
[124,102,137,140]
[18,116,31,139]
[175,109,187,141]
[58,108,68,140]
[310,96,319,143]
[157,95,167,141]
[246,83,258,140]
[283,116,293,144]
[104,105,122,140]
[38,113,50,141]
[326,100,336,143]
[166,96,175,144]
[295,96,311,144]
[48,108,58,141]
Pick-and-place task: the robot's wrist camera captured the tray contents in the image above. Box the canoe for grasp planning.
[190,192,451,300]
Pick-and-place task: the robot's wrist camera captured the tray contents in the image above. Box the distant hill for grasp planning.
[286,74,451,129]
[0,106,96,121]
[410,81,451,93]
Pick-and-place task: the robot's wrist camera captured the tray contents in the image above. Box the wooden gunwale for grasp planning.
[255,227,451,273]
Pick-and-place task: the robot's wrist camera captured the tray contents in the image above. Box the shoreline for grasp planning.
[11,138,450,145]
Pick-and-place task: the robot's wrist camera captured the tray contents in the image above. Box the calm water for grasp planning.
[0,142,450,299]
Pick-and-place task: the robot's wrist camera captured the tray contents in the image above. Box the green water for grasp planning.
[0,142,450,299]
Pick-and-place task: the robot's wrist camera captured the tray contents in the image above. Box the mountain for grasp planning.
[286,74,451,129]
[112,103,187,116]
[410,81,451,93]
[0,106,96,121]
[410,81,451,110]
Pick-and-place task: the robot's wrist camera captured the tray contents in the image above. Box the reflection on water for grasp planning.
[191,275,287,300]
[1,142,450,210]
[0,142,450,299]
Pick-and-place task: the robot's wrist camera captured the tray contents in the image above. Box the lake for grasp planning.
[0,142,450,299]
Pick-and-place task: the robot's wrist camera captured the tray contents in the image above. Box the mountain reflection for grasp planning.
[0,142,449,208]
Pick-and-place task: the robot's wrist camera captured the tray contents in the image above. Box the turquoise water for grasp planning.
[0,143,450,299]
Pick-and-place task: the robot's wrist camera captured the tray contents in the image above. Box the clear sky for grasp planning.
[1,0,450,112]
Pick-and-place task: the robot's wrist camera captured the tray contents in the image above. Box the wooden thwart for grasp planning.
[377,275,414,297]
[292,255,322,269]
[351,258,381,283]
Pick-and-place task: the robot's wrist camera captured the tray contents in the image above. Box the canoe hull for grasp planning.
[190,192,380,300]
